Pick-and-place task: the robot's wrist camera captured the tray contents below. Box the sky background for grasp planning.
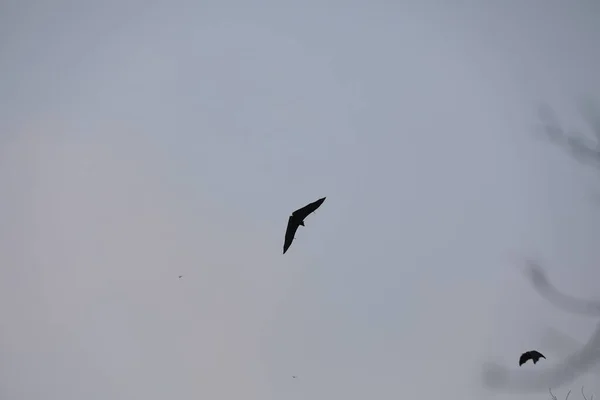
[1,1,600,399]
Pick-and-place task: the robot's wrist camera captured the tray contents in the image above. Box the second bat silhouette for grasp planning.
[519,350,546,366]
[283,197,326,254]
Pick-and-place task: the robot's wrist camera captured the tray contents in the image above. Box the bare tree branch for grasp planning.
[550,388,573,400]
[582,386,595,400]
[523,259,600,317]
[480,100,600,395]
[537,99,600,169]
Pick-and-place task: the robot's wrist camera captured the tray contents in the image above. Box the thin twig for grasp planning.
[582,386,594,400]
[550,388,573,400]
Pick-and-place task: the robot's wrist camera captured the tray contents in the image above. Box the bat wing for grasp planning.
[519,352,531,366]
[283,216,300,254]
[531,350,546,360]
[292,197,326,220]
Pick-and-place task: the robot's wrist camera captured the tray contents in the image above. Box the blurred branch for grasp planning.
[480,98,600,393]
[582,386,594,400]
[523,259,600,317]
[577,96,600,142]
[549,388,571,400]
[480,258,600,393]
[537,98,600,169]
[549,387,596,400]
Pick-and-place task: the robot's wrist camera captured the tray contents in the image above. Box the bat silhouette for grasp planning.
[519,350,546,366]
[283,197,326,254]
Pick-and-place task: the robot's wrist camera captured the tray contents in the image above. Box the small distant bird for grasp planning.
[283,197,326,254]
[292,376,297,379]
[519,350,546,366]
[178,275,183,279]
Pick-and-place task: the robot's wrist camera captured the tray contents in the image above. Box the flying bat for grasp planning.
[283,197,326,254]
[519,350,546,366]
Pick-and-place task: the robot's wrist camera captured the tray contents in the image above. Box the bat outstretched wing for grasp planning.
[283,216,300,254]
[519,352,530,366]
[532,351,546,360]
[292,197,326,220]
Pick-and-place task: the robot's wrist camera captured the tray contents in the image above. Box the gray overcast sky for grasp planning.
[1,1,600,399]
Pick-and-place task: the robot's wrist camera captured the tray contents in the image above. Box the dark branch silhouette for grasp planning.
[283,197,326,254]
